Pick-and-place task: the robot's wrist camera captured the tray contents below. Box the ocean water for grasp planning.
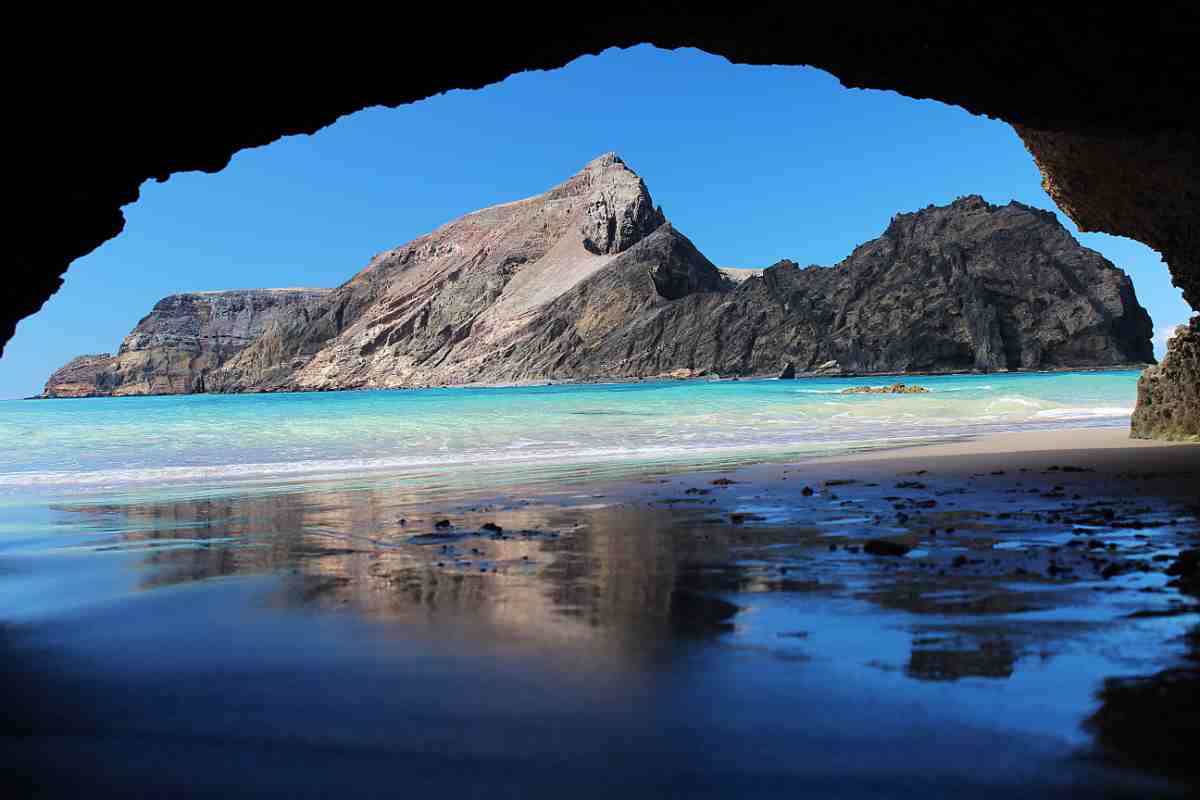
[0,370,1140,500]
[3,369,1195,797]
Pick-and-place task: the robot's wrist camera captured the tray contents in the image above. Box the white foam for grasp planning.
[1035,407,1133,419]
[0,439,852,489]
[988,396,1043,408]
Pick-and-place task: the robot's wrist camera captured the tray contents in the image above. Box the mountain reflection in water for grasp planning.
[2,473,1196,799]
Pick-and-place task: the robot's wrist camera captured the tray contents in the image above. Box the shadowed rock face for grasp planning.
[41,160,1154,394]
[1017,127,1200,312]
[477,195,1152,382]
[629,196,1153,378]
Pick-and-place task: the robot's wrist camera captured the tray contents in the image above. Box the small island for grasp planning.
[841,383,930,394]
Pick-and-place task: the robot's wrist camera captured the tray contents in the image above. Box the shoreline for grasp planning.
[8,425,1194,504]
[25,363,1153,400]
[4,424,1199,796]
[520,427,1200,512]
[795,427,1198,476]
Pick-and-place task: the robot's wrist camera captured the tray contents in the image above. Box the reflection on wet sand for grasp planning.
[30,461,1200,796]
[907,636,1017,681]
[62,491,772,658]
[56,467,1200,683]
[1088,557,1200,783]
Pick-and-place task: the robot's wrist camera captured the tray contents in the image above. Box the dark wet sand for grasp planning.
[3,429,1199,798]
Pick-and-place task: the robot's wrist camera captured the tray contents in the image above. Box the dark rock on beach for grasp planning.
[1133,317,1200,442]
[863,539,913,557]
[1167,549,1200,593]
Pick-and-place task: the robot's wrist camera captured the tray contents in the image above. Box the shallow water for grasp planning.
[3,371,1197,797]
[0,371,1140,499]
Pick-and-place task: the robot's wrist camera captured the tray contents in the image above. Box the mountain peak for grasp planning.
[948,194,990,211]
[550,152,639,196]
[583,151,625,170]
[537,153,664,256]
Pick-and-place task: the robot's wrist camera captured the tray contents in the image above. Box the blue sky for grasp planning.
[2,45,1191,398]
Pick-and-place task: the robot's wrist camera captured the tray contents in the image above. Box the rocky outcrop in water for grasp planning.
[41,288,330,397]
[841,384,929,395]
[42,156,1155,397]
[1131,317,1200,441]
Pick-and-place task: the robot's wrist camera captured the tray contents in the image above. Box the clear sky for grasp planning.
[2,45,1192,398]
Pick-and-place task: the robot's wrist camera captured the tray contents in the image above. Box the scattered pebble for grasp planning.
[863,539,912,557]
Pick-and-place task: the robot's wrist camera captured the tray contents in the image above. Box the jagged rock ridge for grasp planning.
[41,156,1154,398]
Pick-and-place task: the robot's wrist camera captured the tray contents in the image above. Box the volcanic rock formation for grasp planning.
[1132,317,1200,441]
[40,354,117,398]
[41,157,1154,397]
[42,289,330,397]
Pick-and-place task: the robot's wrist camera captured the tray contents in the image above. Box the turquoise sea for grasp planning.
[0,370,1141,500]
[3,368,1196,798]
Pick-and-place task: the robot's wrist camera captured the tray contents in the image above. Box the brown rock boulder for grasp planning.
[841,384,930,395]
[1132,317,1200,441]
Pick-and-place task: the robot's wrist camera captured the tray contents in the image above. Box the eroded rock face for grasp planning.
[41,289,330,397]
[1018,126,1200,439]
[39,354,116,398]
[1018,127,1200,311]
[841,385,929,395]
[659,196,1154,377]
[42,160,1155,395]
[517,194,1151,381]
[210,154,669,391]
[1131,318,1200,441]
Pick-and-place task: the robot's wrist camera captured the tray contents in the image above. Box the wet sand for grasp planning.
[812,428,1200,492]
[3,428,1199,798]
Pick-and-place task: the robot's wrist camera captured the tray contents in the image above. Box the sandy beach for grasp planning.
[4,424,1199,798]
[781,428,1200,495]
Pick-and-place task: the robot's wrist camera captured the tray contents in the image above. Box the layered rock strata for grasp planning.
[42,289,330,397]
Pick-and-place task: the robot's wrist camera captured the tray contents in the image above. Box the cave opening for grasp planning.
[4,45,1186,411]
[5,16,1200,796]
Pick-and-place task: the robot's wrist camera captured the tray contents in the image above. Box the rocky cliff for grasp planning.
[39,354,117,398]
[41,288,331,397]
[1131,317,1200,441]
[42,156,1154,397]
[696,196,1155,376]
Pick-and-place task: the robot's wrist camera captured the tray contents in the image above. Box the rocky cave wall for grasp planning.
[11,6,1200,434]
